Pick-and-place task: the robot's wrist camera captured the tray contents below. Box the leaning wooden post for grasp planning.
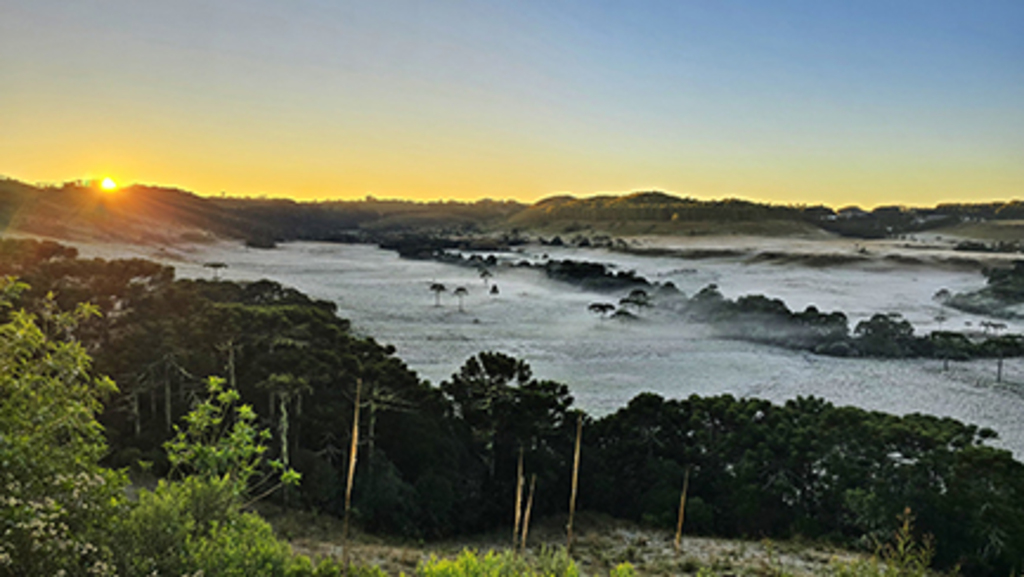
[567,414,583,555]
[674,467,691,554]
[520,474,537,555]
[513,447,524,549]
[343,378,362,575]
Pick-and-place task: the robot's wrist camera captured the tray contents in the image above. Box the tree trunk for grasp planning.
[279,394,290,469]
[367,396,377,465]
[343,379,362,576]
[227,341,236,389]
[513,447,524,548]
[279,393,290,507]
[164,380,172,432]
[133,390,141,438]
[293,393,302,457]
[674,468,691,554]
[519,474,537,554]
[567,415,582,555]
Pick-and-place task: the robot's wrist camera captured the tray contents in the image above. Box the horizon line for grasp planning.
[4,173,1021,212]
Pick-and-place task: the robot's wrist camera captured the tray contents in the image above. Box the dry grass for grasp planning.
[263,507,866,576]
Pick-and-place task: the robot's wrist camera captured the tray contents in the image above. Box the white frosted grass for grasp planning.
[74,239,1024,457]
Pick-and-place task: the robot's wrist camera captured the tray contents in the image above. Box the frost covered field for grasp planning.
[88,239,1024,457]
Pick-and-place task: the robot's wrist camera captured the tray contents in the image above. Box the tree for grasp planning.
[442,352,532,475]
[479,268,493,287]
[441,353,576,527]
[430,282,446,307]
[854,313,915,357]
[0,280,127,576]
[115,376,305,577]
[163,376,301,502]
[930,331,971,371]
[454,286,469,312]
[619,288,651,311]
[588,302,616,319]
[202,262,228,280]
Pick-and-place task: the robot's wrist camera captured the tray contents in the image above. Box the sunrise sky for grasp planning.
[1,1,1021,206]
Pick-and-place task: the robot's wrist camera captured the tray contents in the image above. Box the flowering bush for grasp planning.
[0,280,127,576]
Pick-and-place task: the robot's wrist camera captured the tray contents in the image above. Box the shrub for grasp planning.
[417,548,578,577]
[0,282,127,576]
[830,509,936,577]
[415,547,634,577]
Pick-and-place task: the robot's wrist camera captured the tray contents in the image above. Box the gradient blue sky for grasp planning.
[1,0,1021,206]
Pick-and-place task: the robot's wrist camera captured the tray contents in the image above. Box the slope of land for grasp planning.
[266,507,866,577]
[4,176,1023,248]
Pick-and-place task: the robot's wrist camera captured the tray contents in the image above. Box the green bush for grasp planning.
[113,476,242,576]
[417,548,577,577]
[0,282,127,576]
[111,377,316,576]
[186,511,296,577]
[415,547,634,577]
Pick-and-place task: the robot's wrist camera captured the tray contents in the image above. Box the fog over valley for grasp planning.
[82,237,1024,459]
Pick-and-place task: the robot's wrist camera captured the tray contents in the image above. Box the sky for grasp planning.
[1,1,1022,207]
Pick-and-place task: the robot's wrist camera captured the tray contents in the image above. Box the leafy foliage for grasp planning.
[0,279,127,576]
[415,547,588,577]
[113,378,349,577]
[164,376,301,500]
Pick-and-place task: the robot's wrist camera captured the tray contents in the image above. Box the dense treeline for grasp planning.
[2,238,1023,575]
[585,393,1022,574]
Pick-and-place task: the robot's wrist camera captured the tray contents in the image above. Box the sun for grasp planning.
[100,177,117,190]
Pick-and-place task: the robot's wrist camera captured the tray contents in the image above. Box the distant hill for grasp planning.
[0,178,524,245]
[509,191,827,236]
[1,177,1021,245]
[0,178,243,243]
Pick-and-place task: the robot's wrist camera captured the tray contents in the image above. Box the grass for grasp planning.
[264,508,877,576]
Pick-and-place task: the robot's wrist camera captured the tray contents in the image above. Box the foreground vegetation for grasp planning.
[2,238,1023,575]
